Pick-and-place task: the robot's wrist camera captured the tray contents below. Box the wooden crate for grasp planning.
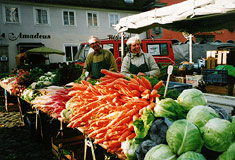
[51,135,85,160]
[205,85,235,96]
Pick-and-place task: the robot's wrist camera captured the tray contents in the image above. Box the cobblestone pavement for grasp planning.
[0,105,56,160]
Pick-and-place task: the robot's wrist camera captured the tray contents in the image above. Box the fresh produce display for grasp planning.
[144,144,176,160]
[1,67,235,160]
[29,71,57,89]
[202,118,234,152]
[62,69,165,157]
[31,86,71,118]
[177,89,207,111]
[166,119,203,156]
[186,105,219,130]
[217,142,235,160]
[21,88,42,102]
[177,151,206,160]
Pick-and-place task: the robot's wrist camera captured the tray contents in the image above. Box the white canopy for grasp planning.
[115,0,235,34]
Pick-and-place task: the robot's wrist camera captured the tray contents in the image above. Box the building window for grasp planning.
[34,7,50,25]
[65,45,78,61]
[109,13,120,28]
[63,10,75,26]
[3,4,20,23]
[87,11,98,27]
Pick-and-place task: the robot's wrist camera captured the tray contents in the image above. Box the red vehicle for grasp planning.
[75,38,175,71]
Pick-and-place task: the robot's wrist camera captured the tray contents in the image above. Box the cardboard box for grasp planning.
[173,76,185,83]
[186,75,203,87]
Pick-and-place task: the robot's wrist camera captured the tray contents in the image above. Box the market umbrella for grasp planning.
[25,46,65,56]
[115,0,235,62]
[25,46,65,64]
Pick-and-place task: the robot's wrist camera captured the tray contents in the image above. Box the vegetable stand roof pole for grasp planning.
[189,34,193,63]
[164,65,173,98]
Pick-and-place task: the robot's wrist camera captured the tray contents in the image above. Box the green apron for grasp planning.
[129,53,149,74]
[91,50,109,79]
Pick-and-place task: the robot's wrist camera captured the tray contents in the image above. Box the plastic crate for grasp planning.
[164,81,192,93]
[203,69,228,84]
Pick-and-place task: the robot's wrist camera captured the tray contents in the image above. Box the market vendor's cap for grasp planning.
[88,36,99,44]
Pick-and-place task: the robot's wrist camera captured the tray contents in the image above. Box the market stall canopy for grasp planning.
[115,0,235,34]
[25,46,65,56]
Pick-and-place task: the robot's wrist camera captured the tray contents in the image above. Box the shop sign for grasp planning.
[8,32,51,41]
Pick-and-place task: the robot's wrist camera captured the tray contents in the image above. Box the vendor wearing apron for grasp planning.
[121,35,160,77]
[82,36,117,79]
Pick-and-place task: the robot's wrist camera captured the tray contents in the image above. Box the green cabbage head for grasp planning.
[202,118,234,152]
[231,116,235,136]
[177,151,206,160]
[166,119,203,156]
[186,105,219,130]
[177,89,207,111]
[144,144,176,160]
[154,98,187,120]
[217,142,235,160]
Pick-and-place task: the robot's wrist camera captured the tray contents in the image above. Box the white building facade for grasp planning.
[0,1,143,72]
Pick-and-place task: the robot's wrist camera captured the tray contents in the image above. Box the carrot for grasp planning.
[141,77,152,90]
[153,80,164,90]
[147,102,156,110]
[127,82,141,91]
[130,78,139,85]
[118,130,133,142]
[126,132,136,140]
[139,85,147,92]
[133,75,146,88]
[70,83,88,90]
[101,69,125,78]
[131,90,141,97]
[106,140,121,149]
[99,78,116,85]
[132,113,140,121]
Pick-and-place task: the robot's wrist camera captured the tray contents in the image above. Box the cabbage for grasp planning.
[177,151,206,160]
[121,139,139,160]
[136,140,158,160]
[177,89,207,111]
[144,144,176,160]
[231,116,235,136]
[166,119,203,156]
[186,105,218,130]
[202,118,234,152]
[154,98,187,120]
[217,142,235,160]
[149,118,172,144]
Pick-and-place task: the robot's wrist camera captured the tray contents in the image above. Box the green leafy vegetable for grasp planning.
[154,98,187,121]
[177,89,207,111]
[202,118,234,152]
[133,108,155,142]
[217,142,235,160]
[121,139,139,160]
[166,119,203,156]
[177,151,206,160]
[186,105,219,130]
[144,144,176,160]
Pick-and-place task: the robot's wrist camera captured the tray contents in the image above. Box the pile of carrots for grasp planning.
[66,69,164,156]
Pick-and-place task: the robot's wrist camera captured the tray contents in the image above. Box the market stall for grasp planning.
[1,66,235,160]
